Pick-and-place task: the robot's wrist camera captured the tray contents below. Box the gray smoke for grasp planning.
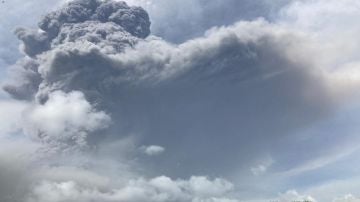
[1,0,352,201]
[4,1,334,177]
[4,0,149,100]
[38,0,150,39]
[9,0,149,58]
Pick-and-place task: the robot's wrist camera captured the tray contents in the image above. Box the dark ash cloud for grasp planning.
[2,0,356,201]
[8,0,149,60]
[39,0,150,39]
[4,0,150,100]
[4,3,334,178]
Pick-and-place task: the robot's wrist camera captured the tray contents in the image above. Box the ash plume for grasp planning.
[3,0,335,177]
[2,0,359,201]
[5,0,150,101]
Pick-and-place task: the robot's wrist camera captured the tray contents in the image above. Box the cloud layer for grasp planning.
[27,176,236,202]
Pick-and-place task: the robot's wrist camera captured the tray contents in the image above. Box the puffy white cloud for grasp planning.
[142,145,165,156]
[24,90,111,152]
[26,176,236,202]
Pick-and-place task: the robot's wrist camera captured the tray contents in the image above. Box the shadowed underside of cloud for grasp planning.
[2,0,360,201]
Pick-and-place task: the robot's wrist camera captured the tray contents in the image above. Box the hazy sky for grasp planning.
[1,0,360,202]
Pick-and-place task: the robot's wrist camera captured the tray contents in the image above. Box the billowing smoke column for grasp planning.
[4,0,150,100]
[5,0,360,201]
[3,0,153,155]
[3,0,335,178]
[2,0,348,201]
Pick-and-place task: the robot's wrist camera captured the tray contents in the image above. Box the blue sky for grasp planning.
[1,0,360,202]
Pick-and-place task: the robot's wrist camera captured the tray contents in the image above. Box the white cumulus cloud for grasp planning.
[142,145,165,156]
